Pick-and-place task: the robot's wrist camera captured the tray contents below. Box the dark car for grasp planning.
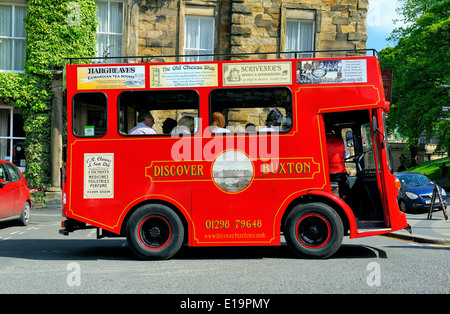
[395,172,448,213]
[0,160,31,226]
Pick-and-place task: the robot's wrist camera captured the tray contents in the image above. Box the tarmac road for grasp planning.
[0,207,448,294]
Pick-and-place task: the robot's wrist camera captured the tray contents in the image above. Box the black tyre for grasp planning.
[398,200,408,213]
[284,202,343,259]
[18,201,31,226]
[126,204,184,260]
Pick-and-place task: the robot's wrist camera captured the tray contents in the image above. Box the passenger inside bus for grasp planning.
[259,108,283,132]
[171,116,195,135]
[162,118,177,134]
[245,123,256,132]
[210,112,231,133]
[128,112,157,135]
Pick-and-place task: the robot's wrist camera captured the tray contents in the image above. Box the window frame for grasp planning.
[72,92,108,138]
[184,15,215,62]
[4,162,21,182]
[209,87,293,134]
[95,0,125,60]
[285,19,315,59]
[0,106,26,169]
[0,3,27,73]
[118,89,201,137]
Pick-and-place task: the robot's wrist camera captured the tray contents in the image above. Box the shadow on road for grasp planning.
[0,237,387,261]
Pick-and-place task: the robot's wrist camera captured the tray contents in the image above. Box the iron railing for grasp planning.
[65,49,379,65]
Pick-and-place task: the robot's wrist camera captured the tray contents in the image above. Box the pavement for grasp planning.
[383,209,450,246]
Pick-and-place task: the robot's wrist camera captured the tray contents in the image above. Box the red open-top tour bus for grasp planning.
[61,50,408,259]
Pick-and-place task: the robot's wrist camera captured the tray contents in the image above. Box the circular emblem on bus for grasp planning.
[212,150,254,193]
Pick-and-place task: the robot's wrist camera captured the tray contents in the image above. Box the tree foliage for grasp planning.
[25,0,98,75]
[380,0,450,164]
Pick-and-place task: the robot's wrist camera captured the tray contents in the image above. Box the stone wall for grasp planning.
[129,0,369,59]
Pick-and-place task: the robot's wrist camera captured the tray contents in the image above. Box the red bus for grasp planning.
[61,51,408,259]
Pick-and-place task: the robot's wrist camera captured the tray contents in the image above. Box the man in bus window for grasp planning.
[128,112,157,135]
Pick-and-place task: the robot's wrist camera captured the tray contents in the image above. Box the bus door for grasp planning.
[324,110,386,229]
[370,108,391,227]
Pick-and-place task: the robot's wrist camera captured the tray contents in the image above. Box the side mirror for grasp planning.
[0,178,6,188]
[345,130,354,147]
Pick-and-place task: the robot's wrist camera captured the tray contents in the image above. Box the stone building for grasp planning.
[118,0,369,60]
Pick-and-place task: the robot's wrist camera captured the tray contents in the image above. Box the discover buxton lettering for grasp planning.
[146,158,318,182]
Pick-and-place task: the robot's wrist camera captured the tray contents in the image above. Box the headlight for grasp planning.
[405,192,419,199]
[441,188,446,197]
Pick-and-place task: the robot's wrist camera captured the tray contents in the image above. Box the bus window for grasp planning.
[361,122,377,170]
[73,92,107,137]
[342,127,356,176]
[118,90,199,135]
[382,112,393,172]
[209,87,292,133]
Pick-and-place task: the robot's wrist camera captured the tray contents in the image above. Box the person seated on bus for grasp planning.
[245,123,257,132]
[259,108,283,132]
[171,116,195,135]
[210,112,230,133]
[162,117,177,134]
[128,112,157,135]
[326,130,349,199]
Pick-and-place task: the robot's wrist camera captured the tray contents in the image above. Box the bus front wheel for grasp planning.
[284,202,343,259]
[126,204,184,260]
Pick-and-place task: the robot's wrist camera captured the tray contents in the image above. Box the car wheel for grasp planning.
[398,200,408,213]
[18,201,31,226]
[126,204,184,260]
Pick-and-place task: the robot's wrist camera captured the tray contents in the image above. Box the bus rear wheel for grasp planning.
[126,204,184,260]
[284,202,343,259]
